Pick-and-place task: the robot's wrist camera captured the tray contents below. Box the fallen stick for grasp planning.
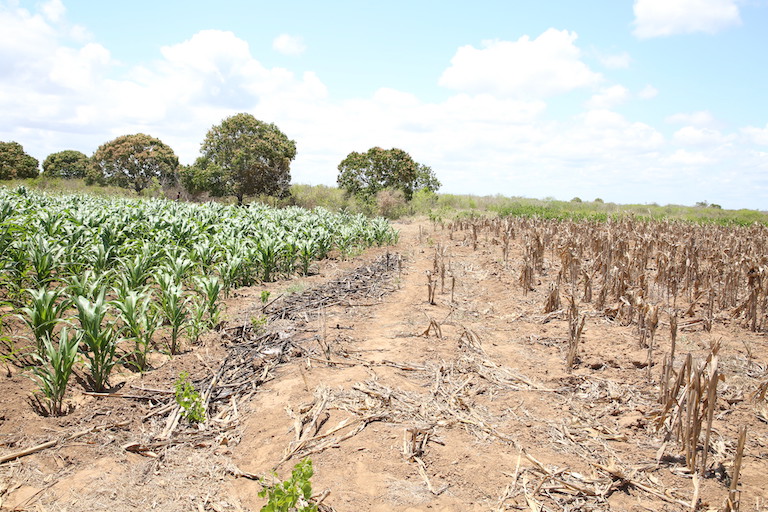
[415,456,446,495]
[306,355,359,367]
[82,391,154,399]
[228,466,262,480]
[130,385,174,394]
[0,440,57,464]
[378,360,428,371]
[142,401,176,421]
[0,421,129,464]
[591,461,692,507]
[160,406,182,439]
[313,489,331,506]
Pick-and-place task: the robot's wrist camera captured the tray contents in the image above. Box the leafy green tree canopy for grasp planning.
[181,113,297,205]
[0,141,39,180]
[43,150,89,179]
[337,147,440,201]
[88,134,179,193]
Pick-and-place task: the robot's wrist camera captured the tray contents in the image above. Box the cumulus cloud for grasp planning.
[272,34,306,56]
[438,29,602,99]
[597,51,631,69]
[0,6,327,163]
[49,42,111,91]
[41,0,65,22]
[673,126,731,146]
[586,85,630,109]
[638,84,659,99]
[667,149,712,165]
[742,125,768,146]
[633,0,741,38]
[574,110,664,153]
[666,110,716,127]
[0,3,58,73]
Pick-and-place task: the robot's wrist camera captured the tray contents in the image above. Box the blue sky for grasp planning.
[1,0,767,209]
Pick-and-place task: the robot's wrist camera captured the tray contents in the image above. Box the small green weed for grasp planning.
[284,282,307,295]
[251,315,268,334]
[259,458,318,512]
[174,371,206,423]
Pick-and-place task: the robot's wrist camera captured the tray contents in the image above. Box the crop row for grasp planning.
[0,186,398,414]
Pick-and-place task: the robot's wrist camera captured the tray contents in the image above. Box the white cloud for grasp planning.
[573,110,665,152]
[272,34,306,56]
[371,88,420,108]
[0,13,327,162]
[666,110,716,127]
[41,0,65,23]
[742,125,768,146]
[439,29,602,99]
[0,3,57,68]
[597,51,631,69]
[673,126,730,146]
[633,0,741,38]
[586,85,630,109]
[667,149,712,165]
[49,42,111,90]
[161,30,253,76]
[638,84,658,99]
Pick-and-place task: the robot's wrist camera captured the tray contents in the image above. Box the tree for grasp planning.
[88,134,179,193]
[181,113,297,205]
[337,147,440,201]
[0,141,39,180]
[43,150,89,179]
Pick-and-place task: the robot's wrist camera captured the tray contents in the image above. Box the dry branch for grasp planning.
[0,421,129,464]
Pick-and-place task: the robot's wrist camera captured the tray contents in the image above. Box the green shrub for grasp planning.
[174,371,206,423]
[259,459,317,512]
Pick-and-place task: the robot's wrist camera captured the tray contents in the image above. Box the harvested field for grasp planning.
[1,217,767,511]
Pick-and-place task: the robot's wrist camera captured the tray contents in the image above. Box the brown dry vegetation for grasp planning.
[1,216,768,511]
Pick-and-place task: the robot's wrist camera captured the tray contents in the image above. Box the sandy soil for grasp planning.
[1,218,767,511]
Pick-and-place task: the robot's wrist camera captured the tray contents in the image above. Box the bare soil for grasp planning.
[1,218,767,511]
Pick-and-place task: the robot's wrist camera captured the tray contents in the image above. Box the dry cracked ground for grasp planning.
[1,219,767,511]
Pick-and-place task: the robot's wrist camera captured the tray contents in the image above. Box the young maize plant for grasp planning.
[163,254,195,283]
[112,289,159,372]
[186,296,209,346]
[19,287,71,359]
[27,235,65,289]
[0,221,24,293]
[280,239,299,277]
[254,235,283,282]
[157,273,190,355]
[191,239,219,273]
[90,241,118,274]
[74,289,120,392]
[192,275,223,328]
[64,269,105,301]
[310,227,333,260]
[335,226,358,260]
[119,247,159,290]
[217,254,243,298]
[296,239,316,276]
[31,327,80,416]
[0,305,21,376]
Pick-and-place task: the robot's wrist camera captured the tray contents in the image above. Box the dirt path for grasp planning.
[2,218,767,511]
